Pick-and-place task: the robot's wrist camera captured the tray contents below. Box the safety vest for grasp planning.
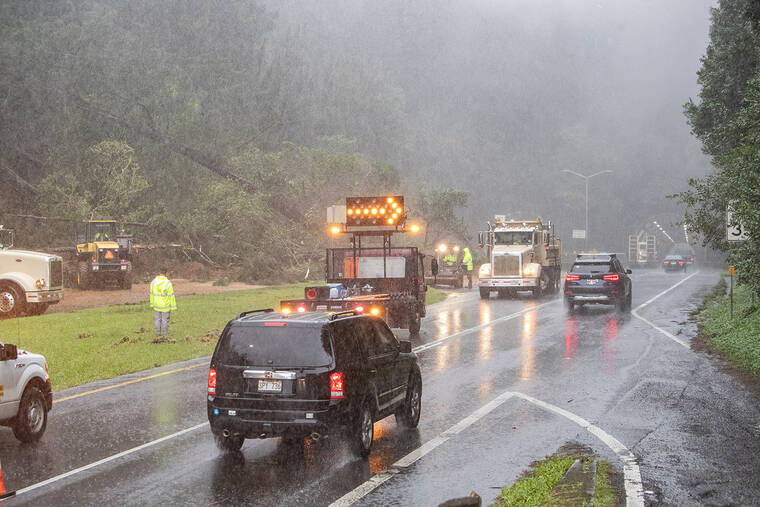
[462,248,473,271]
[150,275,177,312]
[443,254,457,265]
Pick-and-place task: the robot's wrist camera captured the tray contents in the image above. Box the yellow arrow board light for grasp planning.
[345,196,405,227]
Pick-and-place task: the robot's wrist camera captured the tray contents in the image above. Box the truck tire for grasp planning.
[0,283,24,318]
[119,273,133,290]
[213,430,244,452]
[479,287,490,299]
[77,261,90,290]
[408,307,421,335]
[350,399,374,457]
[12,385,48,442]
[395,371,422,428]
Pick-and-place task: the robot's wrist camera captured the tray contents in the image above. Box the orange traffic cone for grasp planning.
[0,457,5,496]
[0,458,14,500]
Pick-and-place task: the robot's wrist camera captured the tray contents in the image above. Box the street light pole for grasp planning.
[561,169,613,251]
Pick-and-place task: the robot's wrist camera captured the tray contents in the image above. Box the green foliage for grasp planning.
[416,187,470,249]
[699,282,760,377]
[495,456,575,507]
[592,461,616,507]
[678,0,760,297]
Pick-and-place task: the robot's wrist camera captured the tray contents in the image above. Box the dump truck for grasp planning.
[0,225,64,317]
[73,219,133,289]
[280,195,427,334]
[477,216,562,299]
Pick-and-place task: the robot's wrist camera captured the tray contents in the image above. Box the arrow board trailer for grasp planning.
[281,196,426,335]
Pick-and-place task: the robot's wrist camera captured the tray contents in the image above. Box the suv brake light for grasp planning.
[602,273,620,282]
[565,274,580,281]
[330,371,344,399]
[208,368,217,395]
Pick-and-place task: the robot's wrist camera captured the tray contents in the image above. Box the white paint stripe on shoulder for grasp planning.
[329,391,645,507]
[413,300,557,354]
[631,271,700,349]
[12,422,208,497]
[511,393,645,507]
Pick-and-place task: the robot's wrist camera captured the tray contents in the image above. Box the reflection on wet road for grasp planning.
[5,271,755,507]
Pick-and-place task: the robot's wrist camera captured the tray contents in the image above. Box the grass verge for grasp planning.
[593,461,616,507]
[1,283,448,391]
[494,456,575,506]
[697,280,760,377]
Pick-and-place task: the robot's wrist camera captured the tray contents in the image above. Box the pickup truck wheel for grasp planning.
[479,287,490,299]
[351,400,374,457]
[408,308,421,335]
[0,283,24,318]
[213,431,244,452]
[13,385,48,442]
[395,372,422,428]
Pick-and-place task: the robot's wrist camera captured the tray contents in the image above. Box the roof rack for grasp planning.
[236,308,274,319]
[329,310,363,321]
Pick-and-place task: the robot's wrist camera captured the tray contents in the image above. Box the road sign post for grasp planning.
[726,208,749,242]
[729,265,734,319]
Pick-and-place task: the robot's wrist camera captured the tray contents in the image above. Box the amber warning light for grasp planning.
[345,196,405,227]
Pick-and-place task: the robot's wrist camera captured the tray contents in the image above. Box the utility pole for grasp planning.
[560,170,613,251]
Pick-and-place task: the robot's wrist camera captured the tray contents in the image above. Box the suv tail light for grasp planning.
[208,368,217,395]
[565,274,580,281]
[330,372,344,399]
[678,261,684,265]
[602,273,620,282]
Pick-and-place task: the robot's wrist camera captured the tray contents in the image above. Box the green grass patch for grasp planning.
[593,461,616,507]
[698,281,760,377]
[2,282,448,391]
[1,283,310,391]
[426,286,447,305]
[494,456,575,506]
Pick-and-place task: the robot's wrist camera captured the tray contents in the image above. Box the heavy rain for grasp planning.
[1,1,759,506]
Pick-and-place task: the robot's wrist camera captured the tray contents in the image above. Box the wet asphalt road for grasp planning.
[1,269,759,506]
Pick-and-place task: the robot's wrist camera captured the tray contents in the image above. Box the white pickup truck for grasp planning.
[0,341,52,442]
[0,226,64,317]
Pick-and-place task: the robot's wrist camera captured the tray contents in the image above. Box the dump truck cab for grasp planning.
[478,216,562,299]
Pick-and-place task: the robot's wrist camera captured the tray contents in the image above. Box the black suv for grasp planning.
[563,253,632,312]
[207,309,422,457]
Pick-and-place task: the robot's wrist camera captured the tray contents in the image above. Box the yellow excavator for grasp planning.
[75,219,133,289]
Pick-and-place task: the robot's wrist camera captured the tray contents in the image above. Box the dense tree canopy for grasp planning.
[680,0,760,296]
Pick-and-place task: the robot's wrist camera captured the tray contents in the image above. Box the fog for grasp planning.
[0,0,717,271]
[268,0,715,251]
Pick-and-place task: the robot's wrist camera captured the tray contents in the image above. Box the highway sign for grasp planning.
[726,208,749,242]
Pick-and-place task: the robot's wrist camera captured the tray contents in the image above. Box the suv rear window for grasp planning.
[570,263,613,274]
[218,324,333,368]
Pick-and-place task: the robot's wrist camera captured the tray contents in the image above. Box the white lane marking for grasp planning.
[11,422,208,498]
[329,391,516,507]
[329,391,645,507]
[512,393,645,507]
[412,299,558,354]
[631,271,700,349]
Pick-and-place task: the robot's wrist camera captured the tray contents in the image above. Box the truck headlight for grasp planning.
[35,278,45,288]
[523,265,538,277]
[92,265,99,271]
[479,263,491,276]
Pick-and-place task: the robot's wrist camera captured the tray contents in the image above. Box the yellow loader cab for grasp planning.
[75,220,133,289]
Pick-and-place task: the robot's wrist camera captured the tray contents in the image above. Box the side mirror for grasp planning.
[626,269,632,274]
[477,232,484,249]
[2,343,18,361]
[399,340,412,354]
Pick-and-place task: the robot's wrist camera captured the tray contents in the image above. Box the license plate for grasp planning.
[258,379,282,393]
[585,279,598,285]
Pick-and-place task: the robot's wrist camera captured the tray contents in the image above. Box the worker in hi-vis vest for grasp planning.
[462,247,474,289]
[150,267,177,336]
